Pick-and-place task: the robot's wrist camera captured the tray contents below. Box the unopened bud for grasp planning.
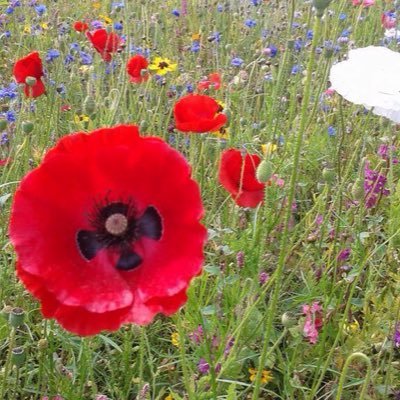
[22,121,34,134]
[313,0,331,17]
[281,312,296,328]
[0,119,7,131]
[256,159,273,183]
[83,96,96,116]
[322,168,335,184]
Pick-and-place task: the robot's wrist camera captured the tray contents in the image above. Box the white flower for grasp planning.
[384,28,400,39]
[329,46,400,123]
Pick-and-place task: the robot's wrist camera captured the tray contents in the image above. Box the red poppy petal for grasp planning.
[219,149,265,208]
[13,52,44,83]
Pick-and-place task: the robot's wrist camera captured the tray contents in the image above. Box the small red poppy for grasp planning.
[13,52,45,98]
[173,94,227,133]
[73,21,89,32]
[218,149,265,208]
[197,73,221,91]
[86,29,122,62]
[9,125,206,336]
[126,55,149,83]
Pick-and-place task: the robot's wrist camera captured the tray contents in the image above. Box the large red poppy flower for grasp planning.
[218,149,265,208]
[9,125,206,336]
[173,94,227,133]
[13,52,45,98]
[86,29,122,62]
[126,55,149,83]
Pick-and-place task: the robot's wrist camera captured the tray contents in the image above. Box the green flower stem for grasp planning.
[251,12,323,400]
[335,352,372,400]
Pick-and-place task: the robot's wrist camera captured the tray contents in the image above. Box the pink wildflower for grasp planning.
[302,302,323,344]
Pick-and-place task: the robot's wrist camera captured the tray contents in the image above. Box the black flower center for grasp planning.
[77,201,162,271]
[158,61,169,69]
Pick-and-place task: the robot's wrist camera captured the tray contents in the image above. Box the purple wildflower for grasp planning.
[364,162,389,208]
[197,358,210,374]
[394,323,400,348]
[337,248,351,262]
[189,325,204,344]
[259,271,269,285]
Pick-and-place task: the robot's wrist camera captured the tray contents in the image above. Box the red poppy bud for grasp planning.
[73,21,89,32]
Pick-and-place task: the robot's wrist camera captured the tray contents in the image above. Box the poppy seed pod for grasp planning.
[22,121,34,134]
[11,347,25,368]
[9,307,25,328]
[256,159,273,183]
[25,76,37,86]
[281,312,296,328]
[1,305,13,320]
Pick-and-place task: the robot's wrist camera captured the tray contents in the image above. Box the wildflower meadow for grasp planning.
[1,0,400,398]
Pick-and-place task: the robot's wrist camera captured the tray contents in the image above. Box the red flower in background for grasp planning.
[173,94,227,133]
[218,149,265,208]
[126,55,149,83]
[86,29,122,62]
[197,73,221,91]
[73,21,89,32]
[13,52,45,98]
[9,125,206,336]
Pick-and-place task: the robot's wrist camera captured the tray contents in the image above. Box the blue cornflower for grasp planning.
[45,49,60,62]
[35,4,46,15]
[291,64,301,75]
[114,21,123,30]
[231,57,244,67]
[191,41,200,53]
[186,83,194,93]
[1,132,8,145]
[339,12,347,20]
[172,9,180,17]
[112,1,124,8]
[91,20,103,29]
[80,51,93,65]
[251,0,261,5]
[209,32,221,43]
[245,19,257,28]
[70,42,80,52]
[0,82,18,99]
[64,54,74,65]
[217,4,224,12]
[264,45,277,57]
[328,126,336,137]
[5,110,16,123]
[294,38,303,51]
[5,7,14,14]
[306,30,313,40]
[341,28,350,37]
[4,31,11,38]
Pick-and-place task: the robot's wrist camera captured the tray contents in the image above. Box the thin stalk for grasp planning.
[251,12,323,400]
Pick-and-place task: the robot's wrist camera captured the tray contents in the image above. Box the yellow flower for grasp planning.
[148,57,177,76]
[40,22,49,30]
[343,319,360,335]
[214,127,229,140]
[92,2,101,9]
[23,25,31,34]
[165,395,174,400]
[74,114,90,124]
[249,368,273,384]
[191,33,201,41]
[99,14,113,25]
[261,143,277,156]
[171,332,180,347]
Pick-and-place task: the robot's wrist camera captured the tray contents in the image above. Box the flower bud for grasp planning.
[313,0,331,17]
[22,121,34,134]
[0,119,7,131]
[352,178,364,200]
[140,120,148,131]
[9,307,25,328]
[25,76,37,86]
[37,339,48,350]
[256,159,273,183]
[140,68,148,77]
[11,347,25,368]
[281,312,296,328]
[83,96,96,116]
[322,168,335,184]
[1,305,12,320]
